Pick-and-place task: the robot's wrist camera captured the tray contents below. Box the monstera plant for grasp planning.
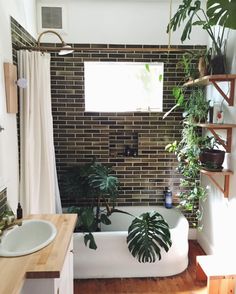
[63,158,172,263]
[167,0,236,74]
[207,0,236,30]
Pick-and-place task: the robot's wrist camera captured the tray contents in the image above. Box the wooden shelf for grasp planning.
[183,75,236,198]
[196,123,236,128]
[196,123,236,152]
[184,74,236,106]
[196,255,236,293]
[200,169,233,176]
[200,169,233,198]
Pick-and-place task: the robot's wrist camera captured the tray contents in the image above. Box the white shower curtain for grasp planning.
[18,50,62,215]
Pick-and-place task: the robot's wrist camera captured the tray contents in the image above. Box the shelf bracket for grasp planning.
[210,78,235,106]
[207,127,232,152]
[201,170,231,198]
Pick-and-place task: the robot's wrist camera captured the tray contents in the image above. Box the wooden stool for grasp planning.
[196,255,236,294]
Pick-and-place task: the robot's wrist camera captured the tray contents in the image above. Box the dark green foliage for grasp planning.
[87,162,119,202]
[183,88,210,123]
[127,212,172,263]
[64,159,172,262]
[165,113,209,223]
[177,53,199,81]
[207,0,236,30]
[84,232,97,250]
[167,0,228,56]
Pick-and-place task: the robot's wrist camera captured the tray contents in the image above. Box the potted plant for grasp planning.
[199,136,225,171]
[166,0,234,74]
[63,158,172,262]
[207,0,236,30]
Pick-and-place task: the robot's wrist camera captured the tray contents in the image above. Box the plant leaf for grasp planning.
[84,233,97,250]
[100,213,112,225]
[207,0,236,29]
[127,211,172,263]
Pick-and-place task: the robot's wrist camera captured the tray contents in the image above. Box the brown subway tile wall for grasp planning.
[50,45,205,227]
[10,17,205,227]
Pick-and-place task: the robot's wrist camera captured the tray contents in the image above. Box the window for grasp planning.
[84,62,163,112]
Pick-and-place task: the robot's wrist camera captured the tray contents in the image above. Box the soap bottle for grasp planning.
[164,187,172,209]
[17,203,23,219]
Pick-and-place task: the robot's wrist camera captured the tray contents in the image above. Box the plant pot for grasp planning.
[198,56,208,77]
[210,55,226,75]
[199,149,225,171]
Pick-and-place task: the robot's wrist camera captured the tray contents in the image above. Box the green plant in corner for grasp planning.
[63,158,172,262]
[177,52,201,81]
[207,0,236,30]
[165,121,207,224]
[183,88,210,123]
[164,87,211,225]
[166,0,234,74]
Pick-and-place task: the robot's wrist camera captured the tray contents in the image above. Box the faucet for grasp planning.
[0,214,22,238]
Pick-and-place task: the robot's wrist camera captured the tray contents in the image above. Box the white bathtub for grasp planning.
[73,206,189,279]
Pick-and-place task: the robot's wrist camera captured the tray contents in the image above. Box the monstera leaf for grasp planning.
[127,212,172,263]
[167,0,203,42]
[207,0,236,29]
[88,162,119,199]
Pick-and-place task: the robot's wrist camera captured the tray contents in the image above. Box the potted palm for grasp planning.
[63,158,172,262]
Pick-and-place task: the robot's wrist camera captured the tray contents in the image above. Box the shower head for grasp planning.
[37,30,74,56]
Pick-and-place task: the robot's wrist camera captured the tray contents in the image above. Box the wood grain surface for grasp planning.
[74,240,207,294]
[0,213,77,294]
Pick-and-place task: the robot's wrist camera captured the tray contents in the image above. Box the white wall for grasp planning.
[197,29,236,255]
[38,0,208,45]
[0,0,37,212]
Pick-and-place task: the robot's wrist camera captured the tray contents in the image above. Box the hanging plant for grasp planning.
[166,0,232,74]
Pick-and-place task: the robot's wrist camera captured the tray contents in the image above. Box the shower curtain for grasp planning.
[18,50,62,215]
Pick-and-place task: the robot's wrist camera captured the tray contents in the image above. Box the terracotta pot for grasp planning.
[199,149,225,170]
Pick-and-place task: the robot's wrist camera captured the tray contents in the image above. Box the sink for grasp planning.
[0,219,57,257]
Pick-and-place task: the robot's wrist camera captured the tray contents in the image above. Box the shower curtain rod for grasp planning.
[16,45,190,53]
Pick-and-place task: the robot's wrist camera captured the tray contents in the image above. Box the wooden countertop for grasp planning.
[0,213,77,294]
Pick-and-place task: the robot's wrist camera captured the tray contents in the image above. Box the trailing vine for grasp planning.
[165,87,210,226]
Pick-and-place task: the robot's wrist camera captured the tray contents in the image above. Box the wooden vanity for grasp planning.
[0,214,77,294]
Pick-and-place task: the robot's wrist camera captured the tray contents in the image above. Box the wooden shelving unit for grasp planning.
[183,74,236,197]
[200,169,233,198]
[184,74,236,106]
[197,122,236,197]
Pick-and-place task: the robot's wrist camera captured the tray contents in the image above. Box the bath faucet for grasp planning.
[0,215,22,240]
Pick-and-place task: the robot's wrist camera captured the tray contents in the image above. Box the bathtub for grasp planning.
[73,206,189,279]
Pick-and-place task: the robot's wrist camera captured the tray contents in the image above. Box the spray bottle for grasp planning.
[164,187,172,209]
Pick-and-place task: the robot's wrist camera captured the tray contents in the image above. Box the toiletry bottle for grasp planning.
[164,187,172,209]
[17,203,23,219]
[124,145,131,157]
